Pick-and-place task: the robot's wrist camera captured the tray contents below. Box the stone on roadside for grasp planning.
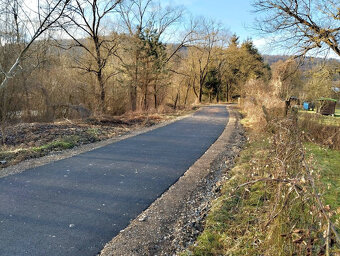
[138,215,147,222]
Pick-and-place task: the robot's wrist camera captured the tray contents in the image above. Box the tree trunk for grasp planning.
[154,84,157,109]
[199,80,203,103]
[174,93,179,110]
[154,93,157,109]
[22,74,31,122]
[131,51,139,112]
[192,78,198,99]
[143,84,148,111]
[144,94,147,111]
[97,71,105,113]
[1,89,7,145]
[226,83,229,102]
[184,84,190,106]
[0,123,6,145]
[94,35,106,114]
[130,84,137,112]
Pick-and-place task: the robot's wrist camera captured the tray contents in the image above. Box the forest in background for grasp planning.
[1,0,338,129]
[0,0,270,126]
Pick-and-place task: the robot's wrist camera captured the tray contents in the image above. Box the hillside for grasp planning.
[263,54,340,70]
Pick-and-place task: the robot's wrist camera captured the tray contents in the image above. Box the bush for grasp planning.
[299,113,340,150]
[241,79,285,128]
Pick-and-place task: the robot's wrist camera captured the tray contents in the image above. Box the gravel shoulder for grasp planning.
[99,104,245,256]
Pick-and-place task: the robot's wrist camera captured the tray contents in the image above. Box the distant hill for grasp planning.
[263,55,340,71]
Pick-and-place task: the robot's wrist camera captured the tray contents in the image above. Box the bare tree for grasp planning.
[59,0,122,113]
[271,59,302,100]
[253,0,340,57]
[0,0,70,90]
[0,0,70,144]
[117,0,192,111]
[189,18,224,103]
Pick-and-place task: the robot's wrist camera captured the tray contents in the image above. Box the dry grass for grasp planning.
[240,79,285,129]
[299,113,340,150]
[186,113,340,256]
[184,80,340,256]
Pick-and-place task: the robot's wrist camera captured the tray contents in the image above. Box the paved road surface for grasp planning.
[0,105,229,256]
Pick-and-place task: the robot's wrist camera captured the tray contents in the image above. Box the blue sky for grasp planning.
[170,0,258,41]
[174,0,256,41]
[166,0,272,53]
[168,0,339,59]
[25,0,338,58]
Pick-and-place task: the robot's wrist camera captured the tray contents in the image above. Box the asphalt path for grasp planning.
[0,105,229,256]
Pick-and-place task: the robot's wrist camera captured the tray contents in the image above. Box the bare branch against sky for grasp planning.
[253,0,340,58]
[0,0,70,90]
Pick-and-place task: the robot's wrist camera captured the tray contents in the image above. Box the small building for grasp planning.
[317,98,337,116]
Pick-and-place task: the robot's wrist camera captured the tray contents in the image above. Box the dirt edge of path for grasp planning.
[99,104,246,256]
[0,112,194,179]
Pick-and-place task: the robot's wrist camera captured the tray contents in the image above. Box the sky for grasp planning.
[168,0,340,59]
[21,0,339,58]
[169,0,265,49]
[24,0,266,52]
[172,0,256,40]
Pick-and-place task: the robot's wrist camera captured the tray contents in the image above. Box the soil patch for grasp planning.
[0,111,191,169]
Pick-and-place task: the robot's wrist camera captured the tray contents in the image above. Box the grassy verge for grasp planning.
[305,143,340,225]
[183,128,340,255]
[181,137,270,256]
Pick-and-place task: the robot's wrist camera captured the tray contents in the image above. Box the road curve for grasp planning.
[0,105,229,256]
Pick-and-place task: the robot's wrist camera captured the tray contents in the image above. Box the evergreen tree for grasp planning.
[204,68,221,102]
[138,27,169,110]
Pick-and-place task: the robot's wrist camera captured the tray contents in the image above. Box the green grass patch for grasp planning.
[32,136,80,153]
[335,108,340,117]
[86,128,100,138]
[305,143,340,221]
[32,141,74,153]
[0,136,81,167]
